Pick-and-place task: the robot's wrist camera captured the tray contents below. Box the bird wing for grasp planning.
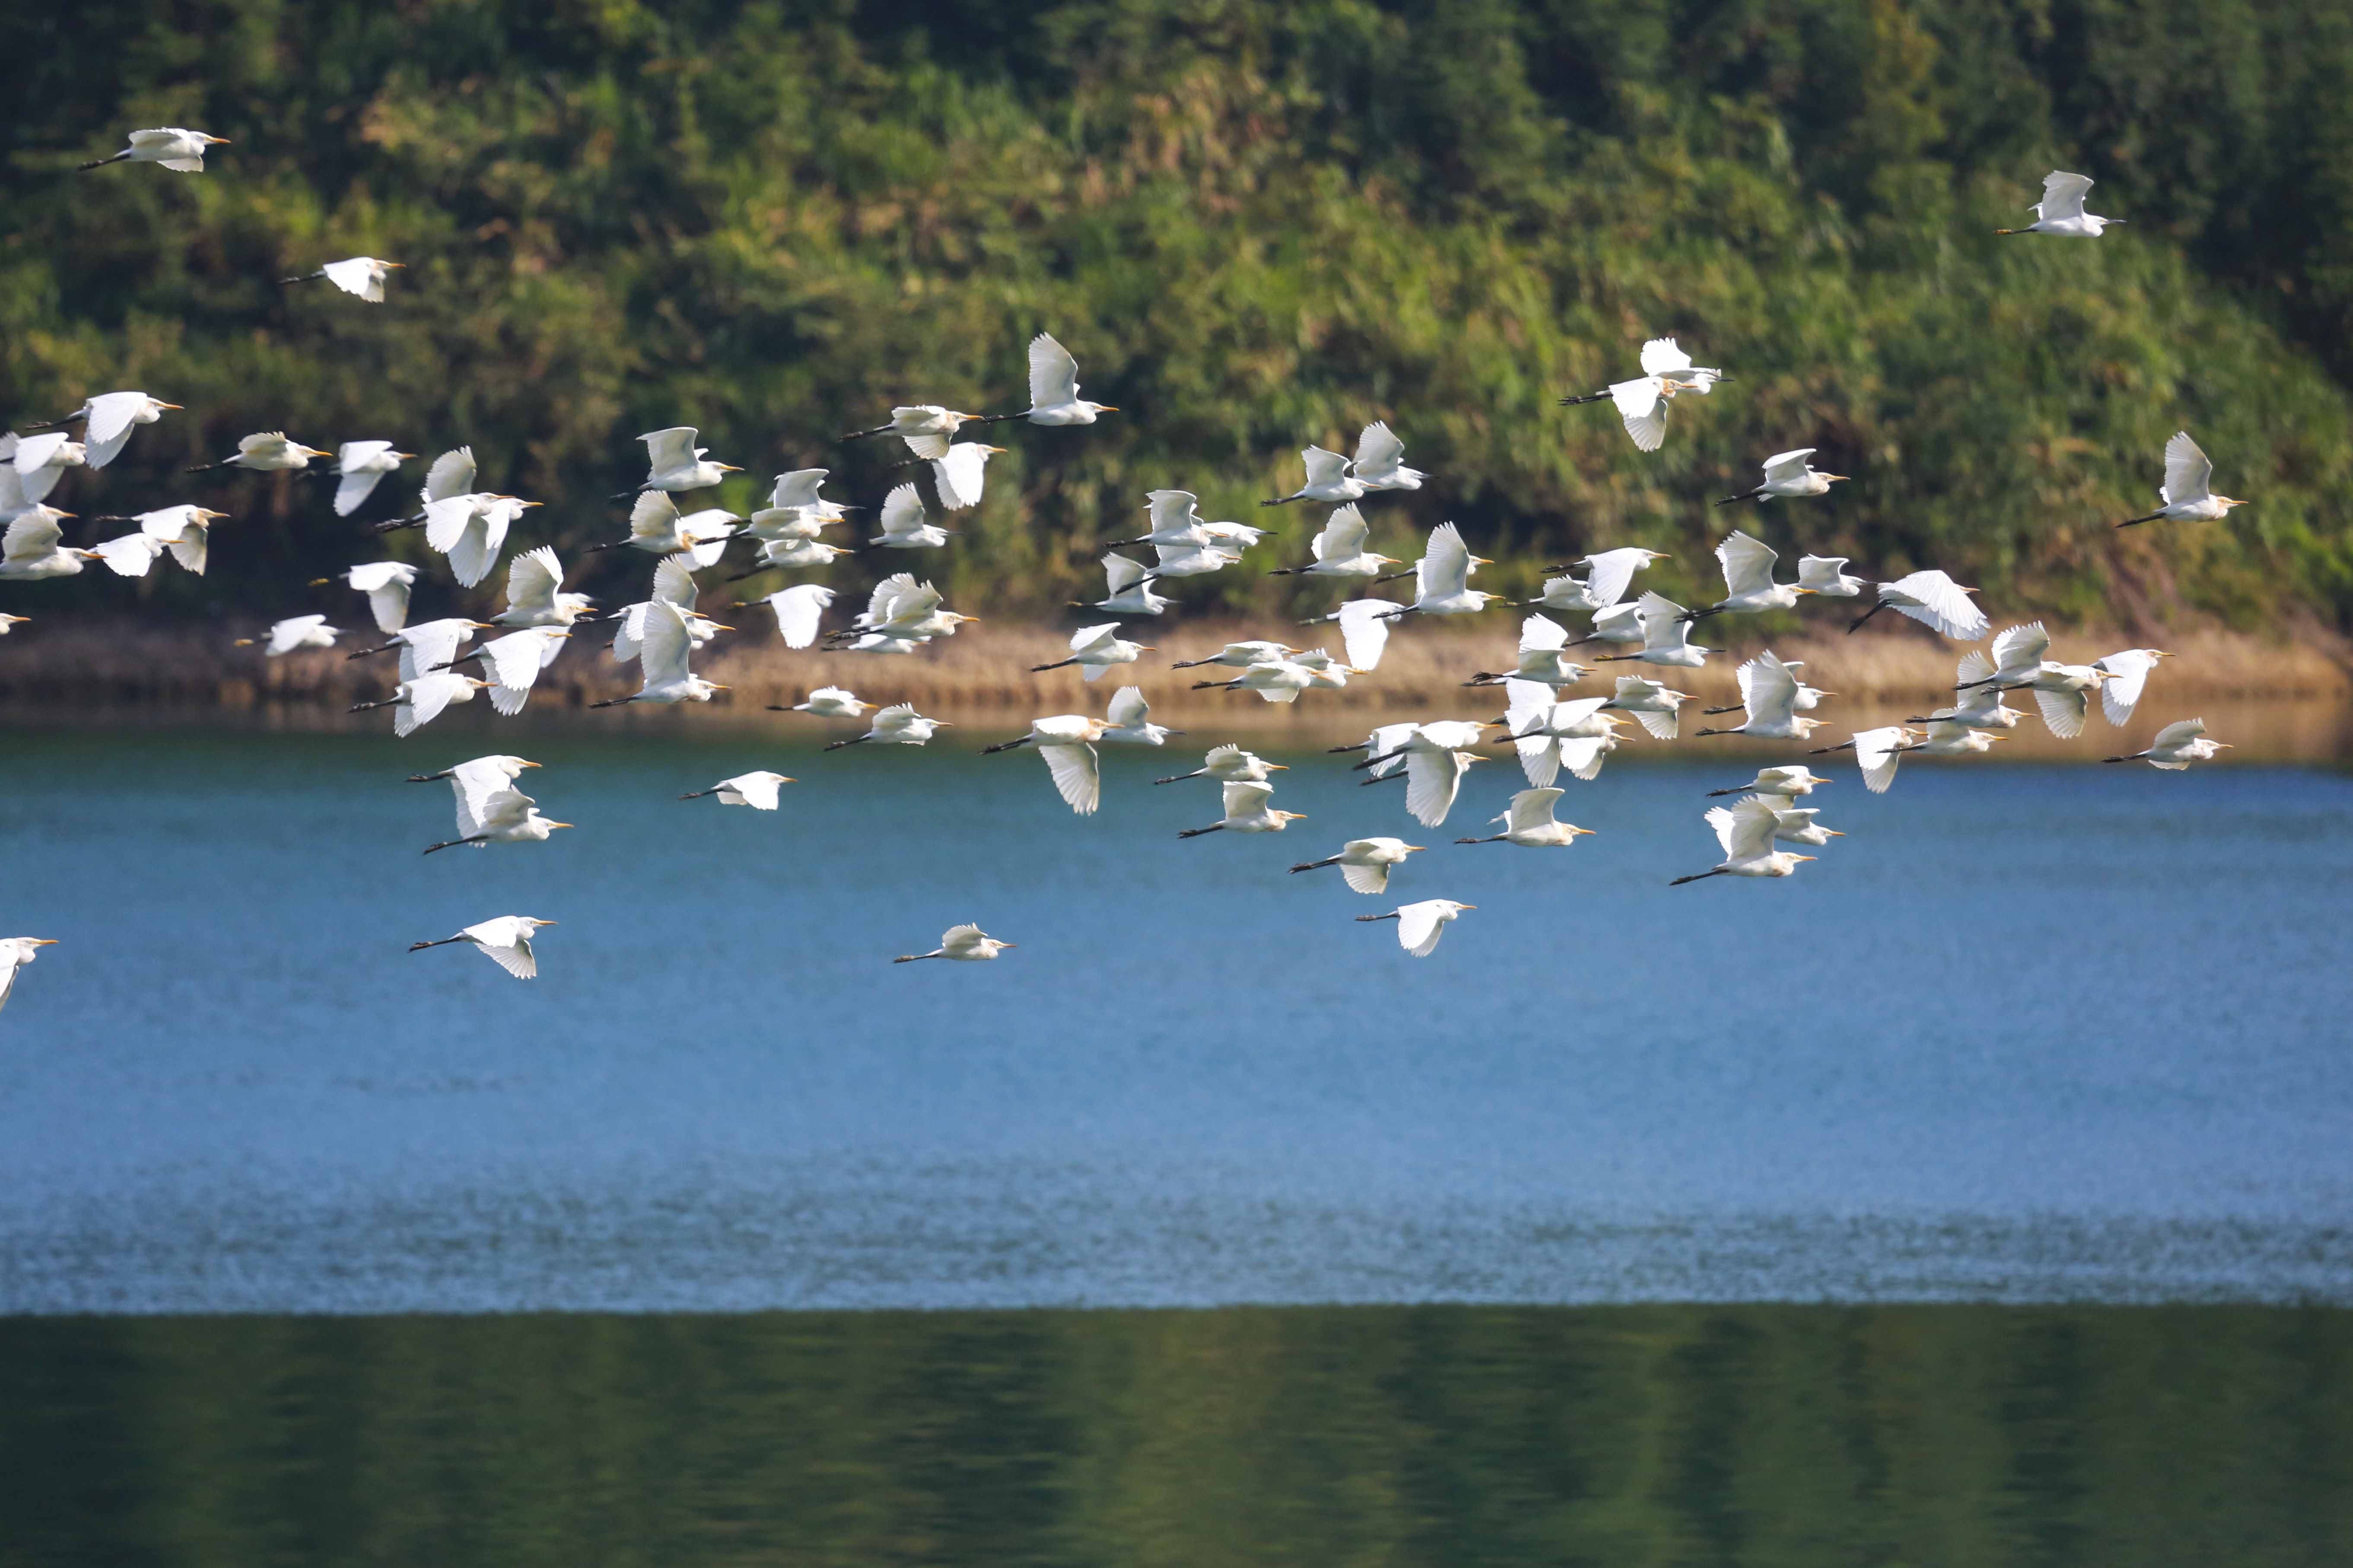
[1312,503,1369,562]
[477,630,550,693]
[1639,337,1693,376]
[1221,780,1274,820]
[870,701,925,740]
[423,494,481,555]
[334,469,388,516]
[2152,717,2205,748]
[264,615,328,654]
[397,672,470,735]
[1566,737,1615,781]
[1956,649,1995,689]
[628,489,681,545]
[2035,687,2089,740]
[931,444,992,509]
[474,928,539,980]
[862,571,918,626]
[1738,651,1800,724]
[877,482,926,539]
[1514,733,1562,787]
[1519,613,1568,653]
[1028,332,1081,408]
[320,257,382,299]
[640,427,698,477]
[502,546,563,617]
[1394,901,1449,958]
[769,469,827,509]
[395,619,467,682]
[1070,622,1119,655]
[644,554,697,612]
[423,447,476,502]
[1726,795,1781,859]
[363,576,412,634]
[938,924,989,956]
[1609,379,1666,451]
[447,758,515,836]
[1851,727,1909,793]
[82,392,150,467]
[1040,743,1101,816]
[1141,489,1198,533]
[2038,169,2093,222]
[2160,431,2213,507]
[1634,591,1688,652]
[638,601,694,688]
[1335,600,1396,671]
[1339,861,1390,895]
[1990,621,2050,679]
[1631,706,1679,742]
[1202,744,1246,771]
[1106,686,1149,728]
[1876,571,1983,641]
[734,774,786,810]
[474,786,535,834]
[1507,787,1564,833]
[1353,421,1404,473]
[1101,552,1148,596]
[1704,804,1743,859]
[1300,446,1351,488]
[1760,448,1815,486]
[1419,523,1471,600]
[2,511,63,564]
[1579,548,1650,609]
[1404,749,1468,828]
[767,584,834,648]
[2094,650,2156,725]
[1715,530,1778,598]
[90,533,163,576]
[12,433,72,475]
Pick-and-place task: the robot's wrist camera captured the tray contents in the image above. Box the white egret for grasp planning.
[1290,837,1423,892]
[1149,539,1244,579]
[326,441,413,515]
[870,482,957,548]
[110,504,226,574]
[1261,445,1364,507]
[930,443,1007,509]
[1558,337,1727,451]
[1495,689,1625,787]
[598,490,740,564]
[443,627,569,714]
[1465,613,1589,689]
[1537,547,1669,612]
[235,615,340,655]
[1567,600,1646,649]
[1845,569,1987,639]
[734,536,852,577]
[32,392,180,469]
[895,924,1017,963]
[282,257,405,301]
[1707,765,1832,799]
[1371,727,1496,828]
[1287,649,1357,689]
[1596,591,1714,668]
[2105,717,2230,769]
[1189,657,1326,704]
[1754,797,1844,848]
[1386,523,1501,619]
[746,470,855,540]
[759,583,837,648]
[1602,675,1691,739]
[2092,648,2172,725]
[1170,639,1297,671]
[630,427,741,495]
[1962,623,2110,738]
[1695,651,1827,742]
[1101,686,1182,745]
[970,331,1116,427]
[494,546,592,628]
[188,431,332,473]
[89,531,172,578]
[79,128,227,172]
[1797,555,1868,596]
[1908,652,2027,731]
[1178,780,1309,838]
[1154,744,1285,787]
[9,433,86,504]
[1809,725,1923,794]
[1355,899,1474,957]
[347,615,489,676]
[1456,787,1595,848]
[611,557,726,664]
[1087,552,1171,616]
[422,778,571,854]
[1297,598,1400,671]
[770,686,873,721]
[828,574,973,644]
[0,936,58,1012]
[373,446,479,530]
[0,508,101,579]
[408,916,555,979]
[591,601,728,707]
[1997,170,2123,238]
[1910,719,2007,758]
[1671,796,1818,886]
[1717,448,1847,505]
[1266,502,1397,578]
[1684,531,1816,621]
[1332,722,1419,784]
[2118,432,2245,527]
[1350,420,1426,491]
[351,670,492,737]
[841,406,985,456]
[983,715,1111,814]
[823,703,951,750]
[681,771,796,809]
[311,562,417,633]
[428,493,541,589]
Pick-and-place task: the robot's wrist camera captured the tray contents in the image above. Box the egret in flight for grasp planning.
[188,431,331,473]
[1997,170,2123,238]
[0,936,58,1012]
[628,427,741,495]
[422,778,572,854]
[31,391,180,469]
[1262,445,1365,506]
[870,482,958,548]
[236,615,340,656]
[590,602,728,707]
[1154,744,1285,787]
[0,509,102,579]
[2092,648,2172,725]
[896,924,1017,963]
[1717,449,1847,505]
[1297,598,1399,672]
[2105,717,2230,769]
[770,686,872,721]
[1908,652,2027,731]
[1670,796,1818,885]
[842,406,985,457]
[352,672,492,738]
[1695,651,1826,742]
[408,917,555,979]
[1809,725,1924,793]
[1356,899,1474,957]
[1386,523,1501,619]
[1350,421,1427,491]
[79,127,227,172]
[1708,765,1831,799]
[495,546,593,628]
[442,627,570,715]
[1684,531,1816,620]
[1266,503,1397,578]
[598,490,740,564]
[1100,686,1182,745]
[1559,337,1727,452]
[329,441,413,515]
[7,433,85,504]
[1170,639,1297,671]
[823,703,951,751]
[1456,787,1595,848]
[1290,837,1423,892]
[1845,569,1987,640]
[1033,622,1152,681]
[1537,547,1669,612]
[1087,552,1171,616]
[2118,432,2246,527]
[282,257,405,301]
[974,332,1117,427]
[930,443,1008,509]
[1797,555,1868,597]
[1496,690,1626,787]
[1178,780,1308,838]
[1465,613,1589,689]
[757,583,837,648]
[983,715,1110,815]
[1597,592,1714,668]
[1603,675,1691,739]
[681,772,796,809]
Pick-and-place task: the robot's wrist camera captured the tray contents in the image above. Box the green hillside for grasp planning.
[5,0,2351,634]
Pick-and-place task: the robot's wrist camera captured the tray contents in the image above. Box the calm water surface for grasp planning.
[2,718,2350,1310]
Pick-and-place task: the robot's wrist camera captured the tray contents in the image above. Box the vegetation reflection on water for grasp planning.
[3,1305,2349,1568]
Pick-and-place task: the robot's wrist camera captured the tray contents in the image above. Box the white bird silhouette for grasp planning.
[758,583,837,648]
[2092,648,2173,725]
[2104,717,2229,770]
[1465,613,1588,689]
[0,937,59,1013]
[983,715,1110,814]
[1670,796,1818,886]
[236,615,340,656]
[1266,502,1397,578]
[631,426,741,494]
[1596,591,1714,669]
[840,406,986,457]
[408,916,555,978]
[2118,432,2246,527]
[34,391,180,469]
[822,703,951,751]
[681,771,796,809]
[1100,686,1182,745]
[1153,743,1286,787]
[895,924,1017,963]
[869,482,957,548]
[1809,725,1924,794]
[1177,780,1309,838]
[1559,338,1728,451]
[1717,448,1847,505]
[1845,568,1987,640]
[283,257,405,301]
[1355,899,1475,957]
[329,441,413,515]
[930,443,1007,509]
[1289,837,1424,892]
[1997,170,2123,238]
[1350,421,1427,491]
[79,127,227,172]
[1456,787,1595,848]
[1262,444,1364,507]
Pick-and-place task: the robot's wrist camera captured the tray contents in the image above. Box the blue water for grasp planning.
[3,718,2349,1310]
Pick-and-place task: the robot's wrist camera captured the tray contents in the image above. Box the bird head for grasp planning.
[2217,497,2248,510]
[198,508,230,523]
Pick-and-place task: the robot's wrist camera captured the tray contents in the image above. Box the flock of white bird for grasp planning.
[0,147,2235,1005]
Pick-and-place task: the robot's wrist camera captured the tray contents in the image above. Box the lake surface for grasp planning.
[2,716,2350,1311]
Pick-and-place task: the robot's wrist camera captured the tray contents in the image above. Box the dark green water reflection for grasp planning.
[3,1306,2349,1567]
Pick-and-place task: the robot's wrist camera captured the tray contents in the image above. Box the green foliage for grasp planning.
[3,0,2351,631]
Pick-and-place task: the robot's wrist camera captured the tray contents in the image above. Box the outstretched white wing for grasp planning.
[1851,727,1911,793]
[1299,446,1351,489]
[347,565,410,632]
[637,601,694,689]
[931,443,994,509]
[83,392,153,467]
[628,489,682,546]
[640,427,699,478]
[1715,531,1778,599]
[2093,650,2160,726]
[478,630,559,715]
[1989,621,2051,682]
[1639,337,1693,376]
[468,926,539,980]
[1519,613,1568,653]
[2151,717,2206,749]
[1335,600,1396,671]
[650,554,700,611]
[1029,332,1081,408]
[1882,570,1987,641]
[1070,622,1120,655]
[1507,787,1564,834]
[423,447,476,502]
[2037,170,2094,222]
[1353,421,1404,473]
[1311,504,1369,563]
[876,482,927,540]
[91,533,165,576]
[1580,548,1654,609]
[1737,650,1800,726]
[1418,523,1472,600]
[1040,743,1101,816]
[1221,780,1274,822]
[395,671,473,738]
[1609,378,1666,451]
[1726,795,1781,859]
[766,583,835,648]
[2035,688,2090,740]
[1102,552,1149,596]
[320,257,386,300]
[1404,749,1470,828]
[1760,449,1814,486]
[2159,431,2213,507]
[723,773,787,810]
[1393,900,1452,958]
[505,546,563,619]
[1105,686,1149,728]
[769,469,828,509]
